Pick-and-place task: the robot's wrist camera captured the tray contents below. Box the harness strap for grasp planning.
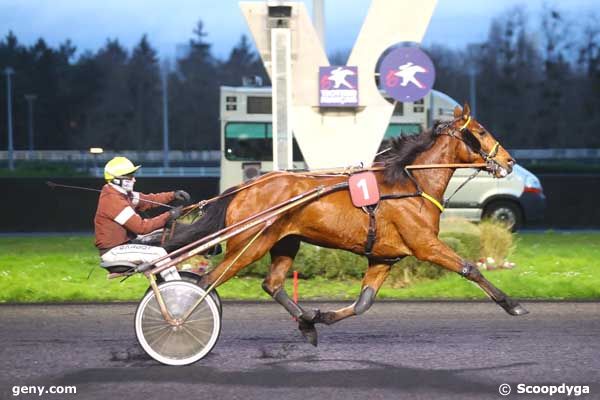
[169,221,177,240]
[363,205,378,257]
[160,228,168,246]
[380,191,444,212]
[421,192,445,213]
[159,221,178,247]
[380,193,419,201]
[459,116,472,131]
[362,189,442,256]
[368,256,405,264]
[487,141,500,160]
[443,168,481,208]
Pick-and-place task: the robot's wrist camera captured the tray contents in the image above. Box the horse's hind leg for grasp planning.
[261,236,301,318]
[315,262,392,326]
[201,228,278,288]
[260,237,323,345]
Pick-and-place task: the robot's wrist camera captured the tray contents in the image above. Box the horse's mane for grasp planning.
[379,122,446,184]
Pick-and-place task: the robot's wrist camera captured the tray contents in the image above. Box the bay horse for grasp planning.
[165,104,528,345]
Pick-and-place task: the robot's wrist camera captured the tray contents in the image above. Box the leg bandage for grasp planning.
[459,262,482,280]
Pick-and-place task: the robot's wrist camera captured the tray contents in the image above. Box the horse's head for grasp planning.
[448,104,515,178]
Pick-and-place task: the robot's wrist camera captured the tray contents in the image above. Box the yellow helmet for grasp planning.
[104,157,141,182]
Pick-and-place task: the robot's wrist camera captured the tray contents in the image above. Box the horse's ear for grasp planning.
[463,103,471,119]
[453,106,462,118]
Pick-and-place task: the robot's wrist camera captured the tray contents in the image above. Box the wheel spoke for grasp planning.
[143,315,169,323]
[181,325,208,348]
[146,304,162,316]
[158,328,175,355]
[143,324,171,336]
[184,323,213,337]
[147,326,171,348]
[184,316,215,323]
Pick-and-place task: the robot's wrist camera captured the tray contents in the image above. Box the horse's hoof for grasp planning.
[298,321,318,347]
[300,308,321,323]
[498,299,529,316]
[508,304,529,316]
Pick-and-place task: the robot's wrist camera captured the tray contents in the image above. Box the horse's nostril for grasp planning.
[506,160,515,174]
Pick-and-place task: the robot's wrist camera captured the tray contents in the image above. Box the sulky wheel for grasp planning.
[153,271,222,316]
[135,281,221,366]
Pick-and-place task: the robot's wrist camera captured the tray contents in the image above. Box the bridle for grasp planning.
[436,115,502,172]
[419,115,508,207]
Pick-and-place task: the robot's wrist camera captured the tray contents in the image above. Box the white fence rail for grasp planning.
[0,150,220,162]
[509,149,600,160]
[88,166,220,177]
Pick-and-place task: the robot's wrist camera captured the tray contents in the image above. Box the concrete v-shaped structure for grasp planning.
[240,0,437,169]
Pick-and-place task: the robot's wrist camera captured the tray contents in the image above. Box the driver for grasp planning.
[94,156,190,277]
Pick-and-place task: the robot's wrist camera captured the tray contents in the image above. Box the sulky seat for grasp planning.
[100,261,138,274]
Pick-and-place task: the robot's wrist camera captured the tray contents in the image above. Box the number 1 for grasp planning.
[356,178,370,200]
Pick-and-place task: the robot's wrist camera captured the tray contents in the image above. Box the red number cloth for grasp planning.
[348,172,380,207]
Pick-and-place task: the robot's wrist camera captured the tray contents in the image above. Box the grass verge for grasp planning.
[0,232,599,302]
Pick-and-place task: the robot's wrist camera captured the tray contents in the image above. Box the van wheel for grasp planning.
[483,200,523,231]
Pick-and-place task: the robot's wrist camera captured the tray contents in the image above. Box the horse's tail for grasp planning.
[163,187,237,252]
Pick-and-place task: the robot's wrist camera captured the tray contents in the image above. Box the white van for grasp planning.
[444,165,545,230]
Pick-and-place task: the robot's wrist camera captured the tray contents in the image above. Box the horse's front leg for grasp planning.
[314,262,392,325]
[410,235,529,316]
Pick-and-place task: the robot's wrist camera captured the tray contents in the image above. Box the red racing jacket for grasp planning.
[94,184,175,252]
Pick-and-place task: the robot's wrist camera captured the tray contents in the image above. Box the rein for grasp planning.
[180,171,286,215]
[179,162,490,218]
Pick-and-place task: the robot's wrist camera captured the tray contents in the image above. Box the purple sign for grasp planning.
[378,47,436,102]
[319,66,359,107]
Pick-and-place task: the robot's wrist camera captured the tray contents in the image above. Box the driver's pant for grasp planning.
[101,244,179,280]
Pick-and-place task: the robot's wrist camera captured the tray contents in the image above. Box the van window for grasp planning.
[384,123,421,138]
[224,122,304,161]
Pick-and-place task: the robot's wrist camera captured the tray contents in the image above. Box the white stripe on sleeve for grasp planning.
[131,192,140,207]
[114,206,136,225]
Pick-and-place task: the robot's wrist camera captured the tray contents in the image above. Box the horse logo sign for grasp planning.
[379,46,436,102]
[319,66,359,107]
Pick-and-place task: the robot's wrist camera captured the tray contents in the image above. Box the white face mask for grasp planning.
[121,178,135,192]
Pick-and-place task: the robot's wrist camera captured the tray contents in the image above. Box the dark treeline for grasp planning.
[428,6,600,148]
[0,6,599,151]
[0,22,267,151]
